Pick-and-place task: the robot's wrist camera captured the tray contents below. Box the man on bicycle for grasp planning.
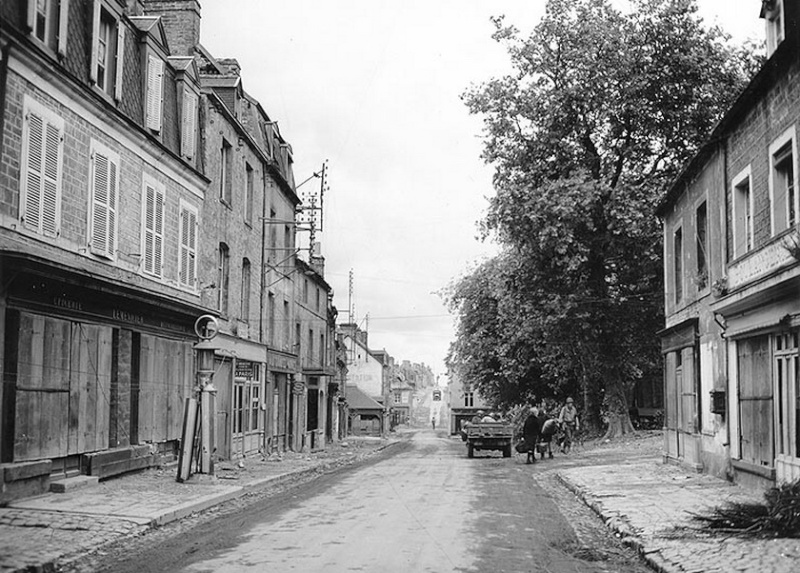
[558,397,580,453]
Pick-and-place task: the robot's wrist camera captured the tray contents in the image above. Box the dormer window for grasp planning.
[90,2,124,100]
[763,0,785,56]
[28,0,68,56]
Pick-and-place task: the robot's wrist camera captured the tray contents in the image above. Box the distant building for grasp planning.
[446,374,491,435]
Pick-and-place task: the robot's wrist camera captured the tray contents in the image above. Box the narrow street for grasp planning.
[84,429,650,573]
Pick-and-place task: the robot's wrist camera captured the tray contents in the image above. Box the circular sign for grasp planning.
[194,314,219,340]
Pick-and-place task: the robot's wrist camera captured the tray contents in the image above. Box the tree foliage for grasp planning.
[447,0,760,436]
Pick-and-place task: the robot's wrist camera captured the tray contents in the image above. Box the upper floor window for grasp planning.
[303,278,309,303]
[28,0,69,56]
[145,54,164,132]
[465,392,474,407]
[770,128,797,235]
[695,201,708,290]
[764,0,785,57]
[88,139,119,260]
[141,178,165,278]
[90,3,123,100]
[218,243,230,315]
[178,200,198,290]
[241,258,251,322]
[733,167,753,259]
[220,139,233,206]
[319,333,325,366]
[245,163,254,226]
[673,226,683,304]
[181,88,198,160]
[20,96,63,238]
[268,293,275,345]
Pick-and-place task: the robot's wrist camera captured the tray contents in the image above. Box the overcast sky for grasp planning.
[200,1,763,378]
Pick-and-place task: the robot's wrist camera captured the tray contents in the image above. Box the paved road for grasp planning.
[89,430,648,573]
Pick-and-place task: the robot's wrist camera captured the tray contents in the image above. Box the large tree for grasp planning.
[451,0,759,436]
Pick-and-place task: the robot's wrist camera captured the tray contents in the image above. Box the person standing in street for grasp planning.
[558,397,580,453]
[522,407,541,464]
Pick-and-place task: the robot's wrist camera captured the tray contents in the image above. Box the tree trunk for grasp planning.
[602,377,635,439]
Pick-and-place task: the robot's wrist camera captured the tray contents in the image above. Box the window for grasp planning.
[319,333,325,366]
[181,88,198,160]
[465,392,474,407]
[673,227,683,304]
[145,54,163,131]
[141,178,165,278]
[245,163,254,225]
[284,300,290,348]
[316,288,321,312]
[284,224,292,259]
[178,201,198,289]
[303,278,309,303]
[774,331,799,457]
[89,140,119,259]
[695,202,707,290]
[764,0,785,56]
[220,139,232,205]
[241,258,251,322]
[733,167,753,259]
[308,328,314,362]
[28,0,69,55]
[20,96,63,237]
[218,243,230,315]
[90,3,123,100]
[394,391,402,404]
[268,293,275,345]
[232,362,260,435]
[770,129,797,234]
[269,208,277,262]
[295,322,301,354]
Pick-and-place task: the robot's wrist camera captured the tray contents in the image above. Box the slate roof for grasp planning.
[345,385,384,412]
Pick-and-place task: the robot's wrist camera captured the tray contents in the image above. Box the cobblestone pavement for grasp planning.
[554,436,800,573]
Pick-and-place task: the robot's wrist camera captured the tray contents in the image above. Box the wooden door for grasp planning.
[738,335,773,467]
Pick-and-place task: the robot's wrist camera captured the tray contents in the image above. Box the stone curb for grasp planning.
[10,440,401,573]
[555,472,679,573]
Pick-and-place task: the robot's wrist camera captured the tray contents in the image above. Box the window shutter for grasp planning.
[26,0,36,31]
[146,55,164,131]
[181,88,197,159]
[21,105,63,237]
[114,24,125,101]
[22,112,44,232]
[89,0,100,84]
[179,204,198,288]
[90,147,118,258]
[41,121,62,236]
[142,183,165,277]
[57,0,70,57]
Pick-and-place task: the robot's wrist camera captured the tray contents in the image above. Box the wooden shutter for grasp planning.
[181,88,197,159]
[57,0,70,57]
[114,24,125,101]
[89,0,101,84]
[21,102,63,237]
[179,203,197,288]
[143,182,165,277]
[146,55,164,131]
[90,145,118,258]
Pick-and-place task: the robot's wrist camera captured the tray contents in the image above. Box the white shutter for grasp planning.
[142,182,164,277]
[90,143,119,258]
[58,0,70,57]
[89,0,101,84]
[26,0,37,31]
[20,99,63,237]
[114,24,125,101]
[146,55,164,131]
[179,202,198,288]
[22,112,44,232]
[181,88,197,159]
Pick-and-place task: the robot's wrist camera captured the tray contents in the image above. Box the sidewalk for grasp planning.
[0,435,397,573]
[554,435,800,573]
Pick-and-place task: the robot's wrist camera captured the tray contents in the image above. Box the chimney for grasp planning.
[142,0,201,57]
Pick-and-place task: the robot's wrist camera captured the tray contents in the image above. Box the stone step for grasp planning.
[49,474,100,494]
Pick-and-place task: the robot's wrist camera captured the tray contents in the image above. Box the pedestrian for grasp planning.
[522,407,541,464]
[431,418,436,430]
[539,415,558,459]
[481,411,497,422]
[558,397,580,453]
[471,410,484,424]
